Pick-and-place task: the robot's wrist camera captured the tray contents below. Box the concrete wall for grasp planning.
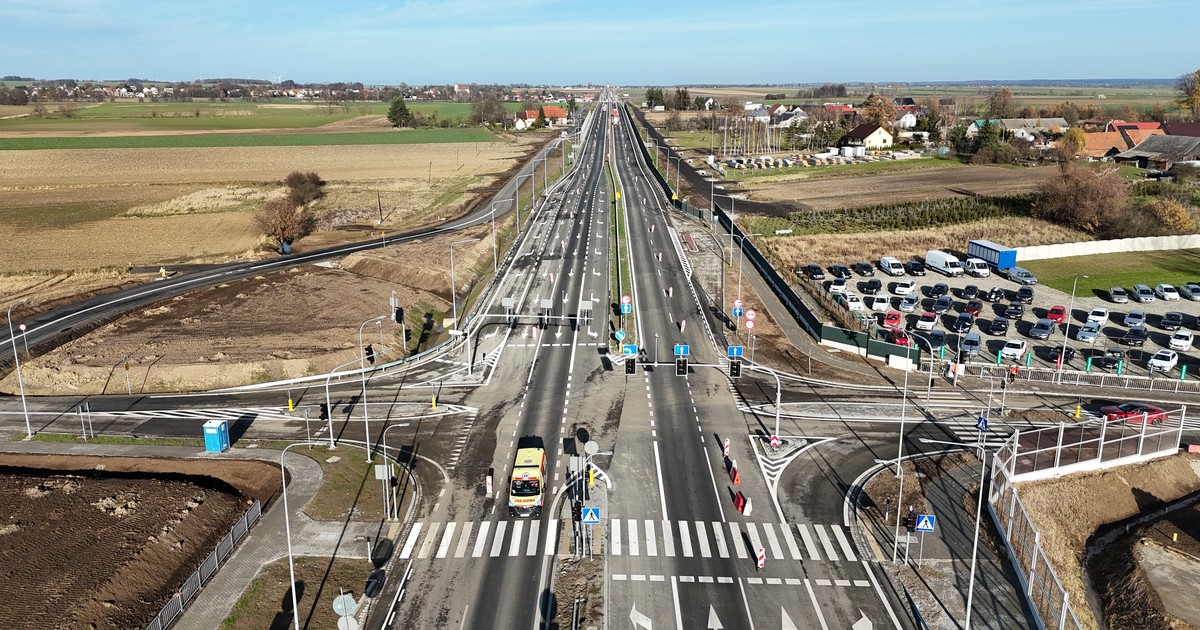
[1016,233,1200,261]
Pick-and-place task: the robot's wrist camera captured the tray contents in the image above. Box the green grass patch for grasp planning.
[608,160,635,344]
[17,432,204,447]
[1020,249,1200,296]
[296,444,385,521]
[0,128,497,150]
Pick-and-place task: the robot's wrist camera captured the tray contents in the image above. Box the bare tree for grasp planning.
[987,88,1015,118]
[1034,166,1129,233]
[1176,69,1200,119]
[255,198,317,252]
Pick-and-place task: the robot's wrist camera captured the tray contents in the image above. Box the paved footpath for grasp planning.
[0,440,383,630]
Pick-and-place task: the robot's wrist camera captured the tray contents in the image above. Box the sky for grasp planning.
[2,0,1198,85]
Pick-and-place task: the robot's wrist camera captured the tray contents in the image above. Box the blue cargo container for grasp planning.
[967,239,1017,271]
[203,419,230,453]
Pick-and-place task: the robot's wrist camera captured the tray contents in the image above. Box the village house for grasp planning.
[1114,134,1200,170]
[838,123,893,149]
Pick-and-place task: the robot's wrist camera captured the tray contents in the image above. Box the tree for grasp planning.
[859,94,897,129]
[1148,197,1197,234]
[987,87,1015,118]
[645,87,665,108]
[533,106,547,129]
[255,198,317,252]
[1034,166,1130,233]
[566,96,578,115]
[1055,127,1087,162]
[469,95,507,125]
[672,87,690,111]
[283,171,325,206]
[386,95,412,127]
[1176,69,1200,119]
[664,111,683,132]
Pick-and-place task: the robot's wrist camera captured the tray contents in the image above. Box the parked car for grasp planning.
[854,261,875,277]
[882,310,902,329]
[887,328,913,347]
[961,332,982,357]
[950,312,974,333]
[1076,320,1102,344]
[1094,347,1126,369]
[1101,402,1166,424]
[1123,310,1146,327]
[1048,345,1076,364]
[1148,349,1179,372]
[965,299,983,317]
[862,278,883,295]
[924,329,947,351]
[905,260,927,276]
[1132,284,1156,303]
[840,291,865,312]
[879,256,906,276]
[1007,266,1038,285]
[1169,330,1194,352]
[1004,301,1025,319]
[932,295,953,314]
[899,295,919,312]
[989,317,1010,336]
[802,264,826,281]
[829,278,848,294]
[915,311,937,331]
[868,296,891,312]
[1181,283,1200,301]
[1086,307,1109,324]
[1155,283,1180,301]
[929,283,949,298]
[1047,305,1067,324]
[1118,326,1148,347]
[1029,318,1054,340]
[829,264,852,279]
[960,285,979,300]
[1016,286,1034,304]
[1000,339,1028,361]
[893,279,917,295]
[1160,311,1185,331]
[365,570,386,598]
[983,286,1005,302]
[1108,287,1129,304]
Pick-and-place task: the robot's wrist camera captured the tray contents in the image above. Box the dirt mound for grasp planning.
[319,114,392,128]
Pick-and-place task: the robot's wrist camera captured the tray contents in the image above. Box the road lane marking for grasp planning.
[454,522,473,558]
[737,579,757,630]
[490,521,507,557]
[780,523,802,560]
[713,522,730,558]
[527,519,541,556]
[473,521,490,558]
[652,441,668,517]
[695,520,711,558]
[611,518,621,555]
[612,574,626,581]
[545,519,559,555]
[508,520,525,556]
[436,522,456,558]
[831,525,857,561]
[761,523,785,560]
[814,525,839,561]
[804,579,830,630]
[645,520,658,556]
[661,520,675,557]
[671,576,684,630]
[399,523,422,559]
[797,524,820,560]
[628,519,640,556]
[418,523,441,559]
[678,521,693,557]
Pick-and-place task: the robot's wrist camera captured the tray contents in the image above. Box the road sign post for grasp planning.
[915,514,936,568]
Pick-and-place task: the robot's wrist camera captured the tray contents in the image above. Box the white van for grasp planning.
[879,256,905,276]
[925,250,964,277]
[963,257,991,278]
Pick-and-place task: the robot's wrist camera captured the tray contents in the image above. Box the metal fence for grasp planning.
[987,408,1185,630]
[948,361,1200,394]
[144,500,262,630]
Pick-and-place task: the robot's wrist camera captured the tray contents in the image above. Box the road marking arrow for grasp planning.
[851,611,873,630]
[707,606,723,629]
[630,605,652,629]
[781,608,797,630]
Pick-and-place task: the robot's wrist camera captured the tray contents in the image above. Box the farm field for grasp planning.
[1020,249,1200,296]
[675,84,1176,110]
[0,127,496,150]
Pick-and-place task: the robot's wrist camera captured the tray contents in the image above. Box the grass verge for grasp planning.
[221,556,373,630]
[1020,249,1200,296]
[608,158,635,345]
[289,444,386,521]
[15,432,204,447]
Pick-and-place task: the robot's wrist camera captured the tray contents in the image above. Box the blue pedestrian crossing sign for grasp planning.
[732,306,744,318]
[620,303,632,314]
[976,416,988,432]
[915,514,936,533]
[727,345,744,358]
[622,344,638,356]
[674,344,690,356]
[582,507,601,525]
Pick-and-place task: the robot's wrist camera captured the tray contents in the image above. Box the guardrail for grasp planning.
[144,500,262,630]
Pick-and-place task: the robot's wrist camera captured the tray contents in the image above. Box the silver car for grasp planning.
[1108,287,1129,304]
[1132,284,1156,303]
[1076,320,1102,344]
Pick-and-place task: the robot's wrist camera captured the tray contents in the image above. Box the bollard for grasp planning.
[723,437,730,457]
[731,467,741,486]
[756,547,766,570]
[287,398,294,412]
[733,491,746,512]
[1075,405,1081,419]
[743,496,753,516]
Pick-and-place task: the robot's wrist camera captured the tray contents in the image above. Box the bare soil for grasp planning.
[0,454,278,630]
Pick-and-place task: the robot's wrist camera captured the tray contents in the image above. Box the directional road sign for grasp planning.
[731,307,744,318]
[622,344,638,356]
[727,346,744,357]
[745,308,757,321]
[581,507,600,525]
[620,294,632,305]
[915,514,936,533]
[620,303,632,314]
[615,330,626,341]
[674,344,689,356]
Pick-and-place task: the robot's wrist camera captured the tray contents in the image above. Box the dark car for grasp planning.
[1048,345,1076,364]
[1118,326,1148,347]
[1017,286,1034,304]
[862,278,883,295]
[853,261,875,277]
[924,329,947,351]
[960,285,979,300]
[929,283,949,298]
[989,316,1010,336]
[1004,301,1025,319]
[1160,311,1185,331]
[1093,347,1125,369]
[802,264,826,281]
[905,260,926,276]
[932,295,953,314]
[364,569,386,598]
[965,299,983,317]
[983,286,1005,302]
[829,264,852,279]
[950,312,974,333]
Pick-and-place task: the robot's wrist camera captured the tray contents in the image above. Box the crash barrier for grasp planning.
[987,408,1185,630]
[144,500,262,630]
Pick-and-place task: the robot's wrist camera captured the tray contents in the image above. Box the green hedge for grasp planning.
[755,195,1033,236]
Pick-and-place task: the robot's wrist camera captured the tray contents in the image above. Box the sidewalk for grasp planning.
[0,440,384,630]
[855,453,1038,629]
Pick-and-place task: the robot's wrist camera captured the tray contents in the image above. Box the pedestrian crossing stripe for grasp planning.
[397,519,858,563]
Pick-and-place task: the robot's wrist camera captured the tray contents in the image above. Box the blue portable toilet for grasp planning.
[203,419,230,453]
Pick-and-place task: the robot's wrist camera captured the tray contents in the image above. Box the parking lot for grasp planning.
[810,258,1200,379]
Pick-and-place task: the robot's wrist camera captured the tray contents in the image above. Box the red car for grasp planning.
[965,299,983,317]
[888,328,913,347]
[1100,402,1167,424]
[1047,305,1067,324]
[882,310,902,329]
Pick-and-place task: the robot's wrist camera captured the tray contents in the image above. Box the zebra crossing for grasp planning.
[397,518,860,564]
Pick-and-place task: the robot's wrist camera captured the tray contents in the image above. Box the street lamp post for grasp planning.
[323,357,361,449]
[732,232,763,315]
[358,315,387,458]
[449,238,478,329]
[890,349,914,563]
[711,193,739,265]
[6,298,31,438]
[489,200,511,272]
[380,421,414,520]
[280,441,324,630]
[1059,274,1088,379]
[513,173,534,235]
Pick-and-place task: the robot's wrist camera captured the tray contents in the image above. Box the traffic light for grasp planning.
[572,500,583,522]
[675,358,688,376]
[625,359,636,375]
[393,306,404,324]
[318,403,329,420]
[729,359,742,379]
[365,344,376,365]
[904,513,917,532]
